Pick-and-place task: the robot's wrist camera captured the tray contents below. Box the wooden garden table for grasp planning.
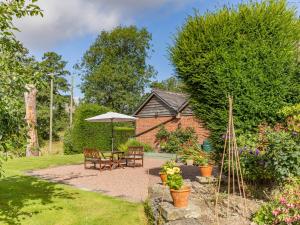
[111,151,126,169]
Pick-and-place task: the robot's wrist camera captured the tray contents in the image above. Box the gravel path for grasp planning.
[28,158,167,202]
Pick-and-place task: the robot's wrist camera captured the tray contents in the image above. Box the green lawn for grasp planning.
[0,155,146,225]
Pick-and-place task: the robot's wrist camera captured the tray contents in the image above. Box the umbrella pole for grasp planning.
[111,119,114,152]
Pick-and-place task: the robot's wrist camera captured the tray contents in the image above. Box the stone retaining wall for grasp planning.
[147,178,261,225]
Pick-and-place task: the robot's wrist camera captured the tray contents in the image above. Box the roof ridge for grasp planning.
[152,88,187,97]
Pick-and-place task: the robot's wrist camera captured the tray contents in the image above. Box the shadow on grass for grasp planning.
[0,175,77,225]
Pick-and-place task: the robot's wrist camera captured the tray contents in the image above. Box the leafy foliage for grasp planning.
[253,178,300,225]
[194,155,209,166]
[170,0,300,150]
[143,199,155,225]
[150,76,185,93]
[265,131,300,182]
[237,132,273,181]
[160,160,177,173]
[166,167,183,190]
[117,138,153,152]
[64,103,134,154]
[179,146,201,163]
[237,127,300,182]
[0,0,42,164]
[279,103,300,134]
[79,26,156,114]
[37,52,70,142]
[156,126,197,153]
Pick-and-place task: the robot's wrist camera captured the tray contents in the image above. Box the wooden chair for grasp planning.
[83,148,113,171]
[99,152,114,171]
[83,148,99,169]
[125,146,144,168]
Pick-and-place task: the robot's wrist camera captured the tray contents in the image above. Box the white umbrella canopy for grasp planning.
[85,112,136,123]
[85,112,136,151]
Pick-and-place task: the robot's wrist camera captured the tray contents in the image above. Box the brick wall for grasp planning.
[135,115,210,150]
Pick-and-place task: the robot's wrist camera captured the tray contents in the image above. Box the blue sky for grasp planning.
[14,0,299,98]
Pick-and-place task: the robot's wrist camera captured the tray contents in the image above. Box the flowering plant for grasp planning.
[166,167,183,190]
[253,177,300,225]
[160,160,176,174]
[179,145,200,163]
[194,155,209,166]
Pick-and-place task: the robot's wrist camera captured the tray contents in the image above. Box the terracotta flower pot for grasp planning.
[170,186,191,208]
[159,172,167,185]
[198,165,213,177]
[186,159,194,166]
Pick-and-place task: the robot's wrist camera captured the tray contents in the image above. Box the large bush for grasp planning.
[64,103,134,154]
[265,131,300,182]
[156,126,198,153]
[170,0,300,150]
[237,128,300,182]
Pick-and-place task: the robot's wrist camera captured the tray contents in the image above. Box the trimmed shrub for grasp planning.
[114,126,135,148]
[118,139,153,152]
[170,0,300,150]
[63,128,74,155]
[64,103,134,154]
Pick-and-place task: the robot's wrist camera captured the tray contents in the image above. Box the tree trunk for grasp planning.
[24,84,39,157]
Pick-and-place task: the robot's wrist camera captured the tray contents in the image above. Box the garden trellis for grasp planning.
[215,96,247,222]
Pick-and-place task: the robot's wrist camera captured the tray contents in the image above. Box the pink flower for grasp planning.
[286,203,295,208]
[280,197,287,204]
[284,217,293,224]
[272,209,281,216]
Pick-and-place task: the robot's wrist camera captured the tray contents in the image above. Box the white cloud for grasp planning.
[14,0,193,51]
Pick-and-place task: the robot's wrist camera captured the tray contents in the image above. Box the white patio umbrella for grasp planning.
[85,112,136,152]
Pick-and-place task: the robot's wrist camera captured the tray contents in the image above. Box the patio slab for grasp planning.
[27,157,167,202]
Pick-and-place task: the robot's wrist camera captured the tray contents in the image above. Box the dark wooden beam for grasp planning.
[134,117,177,137]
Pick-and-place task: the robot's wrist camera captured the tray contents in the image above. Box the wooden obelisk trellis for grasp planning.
[215,96,247,222]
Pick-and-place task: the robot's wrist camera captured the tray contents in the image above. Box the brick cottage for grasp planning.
[133,89,209,150]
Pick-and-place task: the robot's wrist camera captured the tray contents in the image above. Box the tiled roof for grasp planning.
[152,89,188,111]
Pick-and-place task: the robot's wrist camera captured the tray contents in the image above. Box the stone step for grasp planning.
[195,176,218,184]
[159,201,201,221]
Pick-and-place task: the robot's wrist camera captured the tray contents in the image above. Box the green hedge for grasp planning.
[114,126,135,149]
[170,0,300,151]
[64,103,134,154]
[118,138,153,152]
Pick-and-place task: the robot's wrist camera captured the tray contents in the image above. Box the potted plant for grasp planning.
[180,146,199,165]
[159,160,176,185]
[166,167,191,208]
[194,155,213,177]
[185,156,194,166]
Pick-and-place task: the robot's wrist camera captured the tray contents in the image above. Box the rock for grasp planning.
[159,201,201,221]
[165,218,201,225]
[196,176,218,184]
[148,184,171,200]
[147,174,263,225]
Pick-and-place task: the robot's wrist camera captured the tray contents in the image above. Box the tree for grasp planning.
[170,0,300,150]
[0,0,42,172]
[24,84,39,156]
[79,26,156,114]
[150,76,185,93]
[37,52,70,142]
